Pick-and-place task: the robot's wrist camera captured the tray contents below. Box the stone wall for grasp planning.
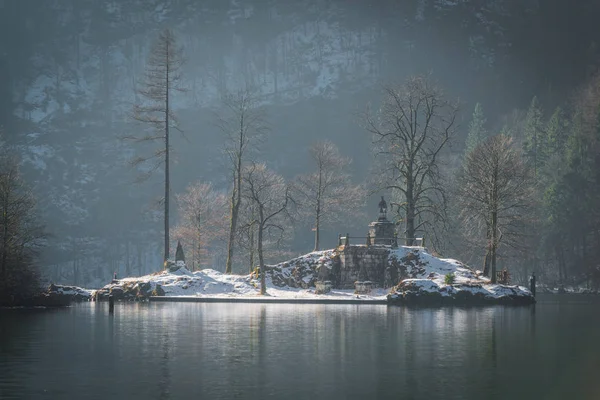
[337,245,392,289]
[266,245,408,290]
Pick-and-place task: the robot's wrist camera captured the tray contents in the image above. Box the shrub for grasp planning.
[444,273,456,285]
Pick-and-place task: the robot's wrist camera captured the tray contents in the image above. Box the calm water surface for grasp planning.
[1,295,599,400]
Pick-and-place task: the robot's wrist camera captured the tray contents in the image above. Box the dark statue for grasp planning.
[378,196,387,215]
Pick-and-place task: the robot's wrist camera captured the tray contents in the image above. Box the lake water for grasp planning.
[1,295,599,400]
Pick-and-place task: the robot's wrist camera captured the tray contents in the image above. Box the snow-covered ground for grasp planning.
[91,246,535,304]
[388,247,535,304]
[97,265,387,301]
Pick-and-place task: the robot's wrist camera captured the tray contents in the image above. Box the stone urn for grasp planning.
[354,281,373,295]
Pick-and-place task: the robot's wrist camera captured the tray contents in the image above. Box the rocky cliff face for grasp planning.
[3,0,597,287]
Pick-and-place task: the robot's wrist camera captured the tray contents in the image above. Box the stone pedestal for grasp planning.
[315,281,332,294]
[369,219,396,246]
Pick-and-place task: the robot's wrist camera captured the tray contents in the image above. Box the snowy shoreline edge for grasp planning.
[41,246,539,306]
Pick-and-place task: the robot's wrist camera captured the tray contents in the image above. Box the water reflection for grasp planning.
[158,331,171,400]
[1,300,599,399]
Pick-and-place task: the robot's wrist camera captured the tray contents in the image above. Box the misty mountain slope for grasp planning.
[3,0,599,287]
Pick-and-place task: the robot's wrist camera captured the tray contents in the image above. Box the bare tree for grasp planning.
[172,182,228,271]
[216,89,267,274]
[364,76,458,245]
[242,163,292,295]
[236,200,258,273]
[126,29,185,265]
[293,141,365,251]
[457,134,533,283]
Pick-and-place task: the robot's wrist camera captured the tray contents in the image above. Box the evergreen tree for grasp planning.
[465,103,487,156]
[523,96,545,176]
[543,107,569,159]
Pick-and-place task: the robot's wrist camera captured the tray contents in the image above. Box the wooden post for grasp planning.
[109,295,114,314]
[345,233,350,246]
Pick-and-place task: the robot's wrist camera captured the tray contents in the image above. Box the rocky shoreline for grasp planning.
[387,279,536,306]
[27,247,545,307]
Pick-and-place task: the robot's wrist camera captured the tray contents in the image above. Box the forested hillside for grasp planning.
[1,0,599,289]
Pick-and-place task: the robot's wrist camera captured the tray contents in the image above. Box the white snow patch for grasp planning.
[389,247,533,300]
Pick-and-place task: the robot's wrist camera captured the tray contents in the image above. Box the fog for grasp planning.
[1,0,599,289]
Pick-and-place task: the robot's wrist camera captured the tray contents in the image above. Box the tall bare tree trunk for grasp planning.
[137,243,143,276]
[249,223,255,273]
[225,203,237,274]
[405,170,415,246]
[314,212,320,252]
[258,209,266,295]
[1,176,9,281]
[483,248,491,277]
[125,240,131,276]
[225,107,247,274]
[164,39,170,263]
[129,29,184,269]
[491,211,498,283]
[218,90,267,274]
[72,256,78,286]
[225,165,241,274]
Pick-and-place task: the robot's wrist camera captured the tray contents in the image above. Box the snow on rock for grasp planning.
[46,284,95,302]
[92,247,535,305]
[388,246,479,282]
[93,252,386,301]
[387,247,535,305]
[94,266,262,301]
[265,249,337,289]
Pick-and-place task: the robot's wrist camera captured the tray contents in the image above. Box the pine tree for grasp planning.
[541,107,568,165]
[465,103,487,157]
[523,96,545,177]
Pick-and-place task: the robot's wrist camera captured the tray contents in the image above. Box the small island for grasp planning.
[89,200,534,306]
[86,246,533,306]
